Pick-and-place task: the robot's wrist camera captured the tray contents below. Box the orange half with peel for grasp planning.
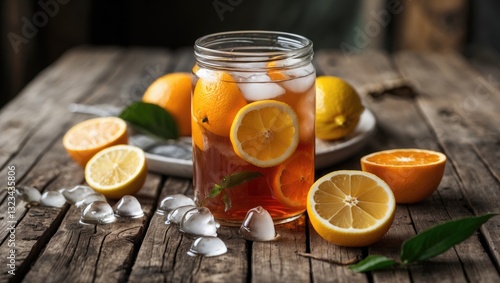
[360,148,446,204]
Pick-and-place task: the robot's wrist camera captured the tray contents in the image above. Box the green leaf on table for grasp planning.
[400,213,498,264]
[119,101,179,140]
[349,255,397,272]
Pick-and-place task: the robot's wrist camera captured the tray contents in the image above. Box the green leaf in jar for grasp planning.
[222,191,232,212]
[400,213,498,264]
[202,171,263,210]
[209,184,223,198]
[119,101,179,140]
[220,171,263,189]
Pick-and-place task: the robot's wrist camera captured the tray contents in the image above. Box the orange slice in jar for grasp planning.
[273,151,314,208]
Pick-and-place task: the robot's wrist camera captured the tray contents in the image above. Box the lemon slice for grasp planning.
[307,170,396,247]
[230,100,299,168]
[63,117,128,167]
[84,145,147,199]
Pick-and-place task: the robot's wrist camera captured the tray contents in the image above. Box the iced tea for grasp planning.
[192,31,315,225]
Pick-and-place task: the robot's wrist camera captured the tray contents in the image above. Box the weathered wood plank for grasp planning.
[17,48,170,283]
[0,48,123,283]
[129,176,249,283]
[468,49,500,90]
[393,51,500,270]
[0,47,122,181]
[467,49,500,181]
[0,139,81,283]
[251,216,309,283]
[314,50,499,282]
[308,222,367,283]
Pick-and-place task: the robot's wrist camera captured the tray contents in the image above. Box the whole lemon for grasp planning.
[315,76,364,140]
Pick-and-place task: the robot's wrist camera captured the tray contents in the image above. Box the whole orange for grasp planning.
[192,71,247,137]
[142,72,192,136]
[360,148,446,204]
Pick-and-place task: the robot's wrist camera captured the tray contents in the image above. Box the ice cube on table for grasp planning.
[179,207,219,237]
[237,74,285,101]
[80,201,116,225]
[239,206,278,241]
[75,193,107,210]
[187,236,228,257]
[156,194,196,215]
[16,186,41,204]
[113,195,144,218]
[166,205,196,225]
[63,185,95,204]
[40,191,66,208]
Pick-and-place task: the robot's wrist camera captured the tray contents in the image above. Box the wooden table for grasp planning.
[1,46,499,283]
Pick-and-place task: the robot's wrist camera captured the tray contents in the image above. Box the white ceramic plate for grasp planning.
[143,109,376,178]
[314,109,376,169]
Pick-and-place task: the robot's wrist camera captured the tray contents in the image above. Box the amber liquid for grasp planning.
[192,73,315,225]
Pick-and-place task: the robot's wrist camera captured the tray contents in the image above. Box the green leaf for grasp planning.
[119,101,179,140]
[220,171,263,189]
[401,213,498,264]
[203,171,262,211]
[349,255,397,273]
[222,191,231,212]
[209,184,223,198]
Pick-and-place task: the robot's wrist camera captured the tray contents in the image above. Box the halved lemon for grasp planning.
[63,116,128,167]
[230,100,299,168]
[273,151,314,208]
[84,145,147,199]
[307,170,396,247]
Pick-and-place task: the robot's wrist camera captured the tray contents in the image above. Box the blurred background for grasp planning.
[1,0,499,109]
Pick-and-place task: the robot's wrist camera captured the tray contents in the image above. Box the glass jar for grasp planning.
[192,31,315,226]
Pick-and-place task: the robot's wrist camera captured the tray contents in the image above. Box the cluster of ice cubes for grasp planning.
[194,60,316,101]
[156,194,278,257]
[15,185,144,225]
[17,186,278,256]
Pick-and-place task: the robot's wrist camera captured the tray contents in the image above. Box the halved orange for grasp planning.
[230,100,299,168]
[360,148,447,204]
[273,151,314,208]
[307,170,396,247]
[63,117,128,167]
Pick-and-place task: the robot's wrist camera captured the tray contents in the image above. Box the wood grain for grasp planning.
[1,47,499,282]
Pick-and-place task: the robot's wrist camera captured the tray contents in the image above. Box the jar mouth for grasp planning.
[194,30,314,72]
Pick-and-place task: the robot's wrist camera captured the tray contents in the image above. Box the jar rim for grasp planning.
[195,30,313,57]
[194,30,314,71]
